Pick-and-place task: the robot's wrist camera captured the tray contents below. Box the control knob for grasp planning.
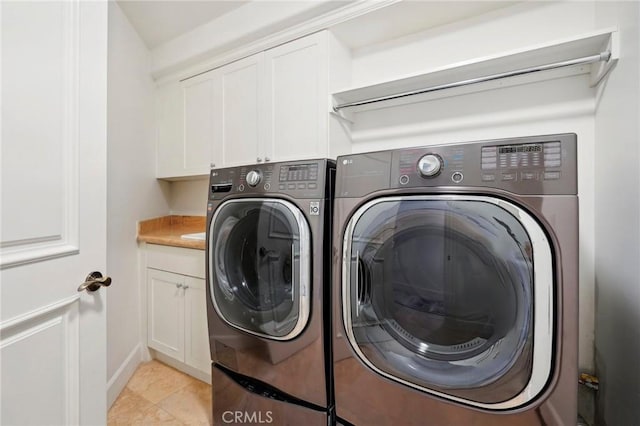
[417,154,443,178]
[246,170,262,187]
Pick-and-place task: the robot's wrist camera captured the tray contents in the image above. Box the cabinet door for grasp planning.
[156,81,184,178]
[184,277,211,374]
[182,71,218,175]
[147,269,185,361]
[216,54,264,167]
[264,32,328,162]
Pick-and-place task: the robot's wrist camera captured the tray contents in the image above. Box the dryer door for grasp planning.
[210,198,310,340]
[342,195,554,409]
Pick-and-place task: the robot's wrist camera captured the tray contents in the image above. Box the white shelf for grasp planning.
[331,28,618,114]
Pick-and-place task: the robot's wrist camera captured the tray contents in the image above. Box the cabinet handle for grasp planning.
[256,157,263,163]
[210,163,216,169]
[183,285,190,290]
[176,283,183,289]
[264,157,271,162]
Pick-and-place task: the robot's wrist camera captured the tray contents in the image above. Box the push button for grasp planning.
[544,171,561,180]
[521,172,539,181]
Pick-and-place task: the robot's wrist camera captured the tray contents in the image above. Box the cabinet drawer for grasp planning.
[146,244,206,279]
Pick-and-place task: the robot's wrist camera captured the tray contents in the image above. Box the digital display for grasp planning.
[279,163,319,182]
[498,144,542,154]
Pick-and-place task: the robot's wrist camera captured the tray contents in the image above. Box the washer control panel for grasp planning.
[209,160,329,200]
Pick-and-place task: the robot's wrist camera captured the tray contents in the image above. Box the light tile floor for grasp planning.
[108,360,212,425]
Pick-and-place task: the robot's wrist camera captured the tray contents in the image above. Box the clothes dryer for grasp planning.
[332,134,578,425]
[206,159,335,425]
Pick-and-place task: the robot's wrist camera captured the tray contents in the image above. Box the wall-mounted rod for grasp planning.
[333,51,612,112]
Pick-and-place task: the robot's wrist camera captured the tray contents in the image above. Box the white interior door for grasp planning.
[1,1,108,424]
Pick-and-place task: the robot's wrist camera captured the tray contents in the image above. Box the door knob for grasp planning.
[77,271,112,293]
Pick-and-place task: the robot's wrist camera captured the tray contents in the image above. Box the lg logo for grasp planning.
[222,411,274,424]
[342,158,353,165]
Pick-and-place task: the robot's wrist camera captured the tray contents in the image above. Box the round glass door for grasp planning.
[210,199,310,340]
[342,196,553,408]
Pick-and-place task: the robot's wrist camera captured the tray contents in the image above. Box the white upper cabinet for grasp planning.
[263,32,328,162]
[155,31,348,179]
[216,54,264,167]
[156,71,217,179]
[156,81,184,178]
[184,74,217,172]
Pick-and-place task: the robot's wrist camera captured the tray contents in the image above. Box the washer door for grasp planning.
[210,198,310,340]
[342,195,553,409]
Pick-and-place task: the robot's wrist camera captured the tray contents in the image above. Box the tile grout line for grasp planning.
[149,381,189,424]
[124,383,180,423]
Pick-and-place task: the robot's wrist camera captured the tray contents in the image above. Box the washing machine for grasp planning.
[206,159,335,425]
[332,134,578,425]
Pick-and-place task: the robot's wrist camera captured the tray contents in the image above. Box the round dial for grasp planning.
[246,170,262,187]
[417,154,443,178]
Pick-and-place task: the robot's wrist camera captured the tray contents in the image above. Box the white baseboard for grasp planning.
[152,350,212,385]
[107,343,143,408]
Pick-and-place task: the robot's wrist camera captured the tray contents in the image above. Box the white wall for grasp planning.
[350,2,596,87]
[594,2,640,425]
[345,1,597,372]
[169,178,209,216]
[106,2,170,406]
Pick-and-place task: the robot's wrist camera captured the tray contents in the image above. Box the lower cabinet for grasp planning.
[144,245,211,381]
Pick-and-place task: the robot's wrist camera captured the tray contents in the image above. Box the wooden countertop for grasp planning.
[137,215,206,250]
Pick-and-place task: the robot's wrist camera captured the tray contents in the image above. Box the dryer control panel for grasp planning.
[336,133,577,197]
